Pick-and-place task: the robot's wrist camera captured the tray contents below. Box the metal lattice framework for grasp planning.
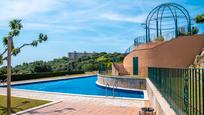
[125,3,192,53]
[145,3,192,42]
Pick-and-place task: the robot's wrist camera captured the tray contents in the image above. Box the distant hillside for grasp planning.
[0,52,126,75]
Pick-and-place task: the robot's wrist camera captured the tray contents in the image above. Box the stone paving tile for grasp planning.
[21,101,140,115]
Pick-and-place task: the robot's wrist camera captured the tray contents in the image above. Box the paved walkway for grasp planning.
[22,100,139,115]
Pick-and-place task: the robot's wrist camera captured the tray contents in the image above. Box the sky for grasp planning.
[0,0,204,66]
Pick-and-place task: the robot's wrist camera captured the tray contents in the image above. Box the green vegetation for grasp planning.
[0,71,84,81]
[154,36,164,42]
[0,95,49,115]
[178,27,199,36]
[196,13,204,23]
[0,19,47,65]
[0,52,125,75]
[191,27,199,35]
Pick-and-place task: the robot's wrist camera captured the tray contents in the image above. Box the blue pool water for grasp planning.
[12,75,144,98]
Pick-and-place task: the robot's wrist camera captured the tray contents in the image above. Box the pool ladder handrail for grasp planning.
[105,82,110,97]
[112,81,118,97]
[104,80,118,97]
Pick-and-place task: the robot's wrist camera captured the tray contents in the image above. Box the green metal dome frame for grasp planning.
[145,3,192,42]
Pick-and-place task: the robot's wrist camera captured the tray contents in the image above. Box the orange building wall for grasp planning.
[123,35,204,77]
[112,64,119,76]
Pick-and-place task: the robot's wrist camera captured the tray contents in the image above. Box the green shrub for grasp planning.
[178,31,191,36]
[191,27,199,35]
[196,13,204,23]
[178,26,199,36]
[0,71,84,81]
[154,36,164,42]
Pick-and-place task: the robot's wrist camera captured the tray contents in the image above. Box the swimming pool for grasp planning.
[12,75,144,98]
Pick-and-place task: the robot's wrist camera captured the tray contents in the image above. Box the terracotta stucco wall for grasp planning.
[123,35,204,77]
[112,64,119,76]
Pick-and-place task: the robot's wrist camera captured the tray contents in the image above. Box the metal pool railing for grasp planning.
[104,80,118,97]
[148,67,204,115]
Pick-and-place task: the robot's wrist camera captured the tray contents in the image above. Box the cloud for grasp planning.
[0,0,148,33]
[23,22,84,33]
[0,0,61,21]
[100,12,147,23]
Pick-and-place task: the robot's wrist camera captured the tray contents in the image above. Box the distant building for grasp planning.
[68,51,95,59]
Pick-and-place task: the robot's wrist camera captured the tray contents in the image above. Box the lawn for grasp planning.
[0,95,50,115]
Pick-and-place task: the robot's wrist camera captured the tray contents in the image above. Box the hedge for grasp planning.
[196,13,204,23]
[0,71,84,81]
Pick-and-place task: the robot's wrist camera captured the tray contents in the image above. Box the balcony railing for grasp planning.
[125,31,176,53]
[125,24,204,53]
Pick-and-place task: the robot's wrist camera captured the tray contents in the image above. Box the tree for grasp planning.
[1,52,126,74]
[82,64,94,71]
[0,66,7,75]
[0,19,48,65]
[33,61,52,73]
[1,19,48,115]
[196,13,204,23]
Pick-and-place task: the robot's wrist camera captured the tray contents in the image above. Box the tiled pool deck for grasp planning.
[0,74,149,115]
